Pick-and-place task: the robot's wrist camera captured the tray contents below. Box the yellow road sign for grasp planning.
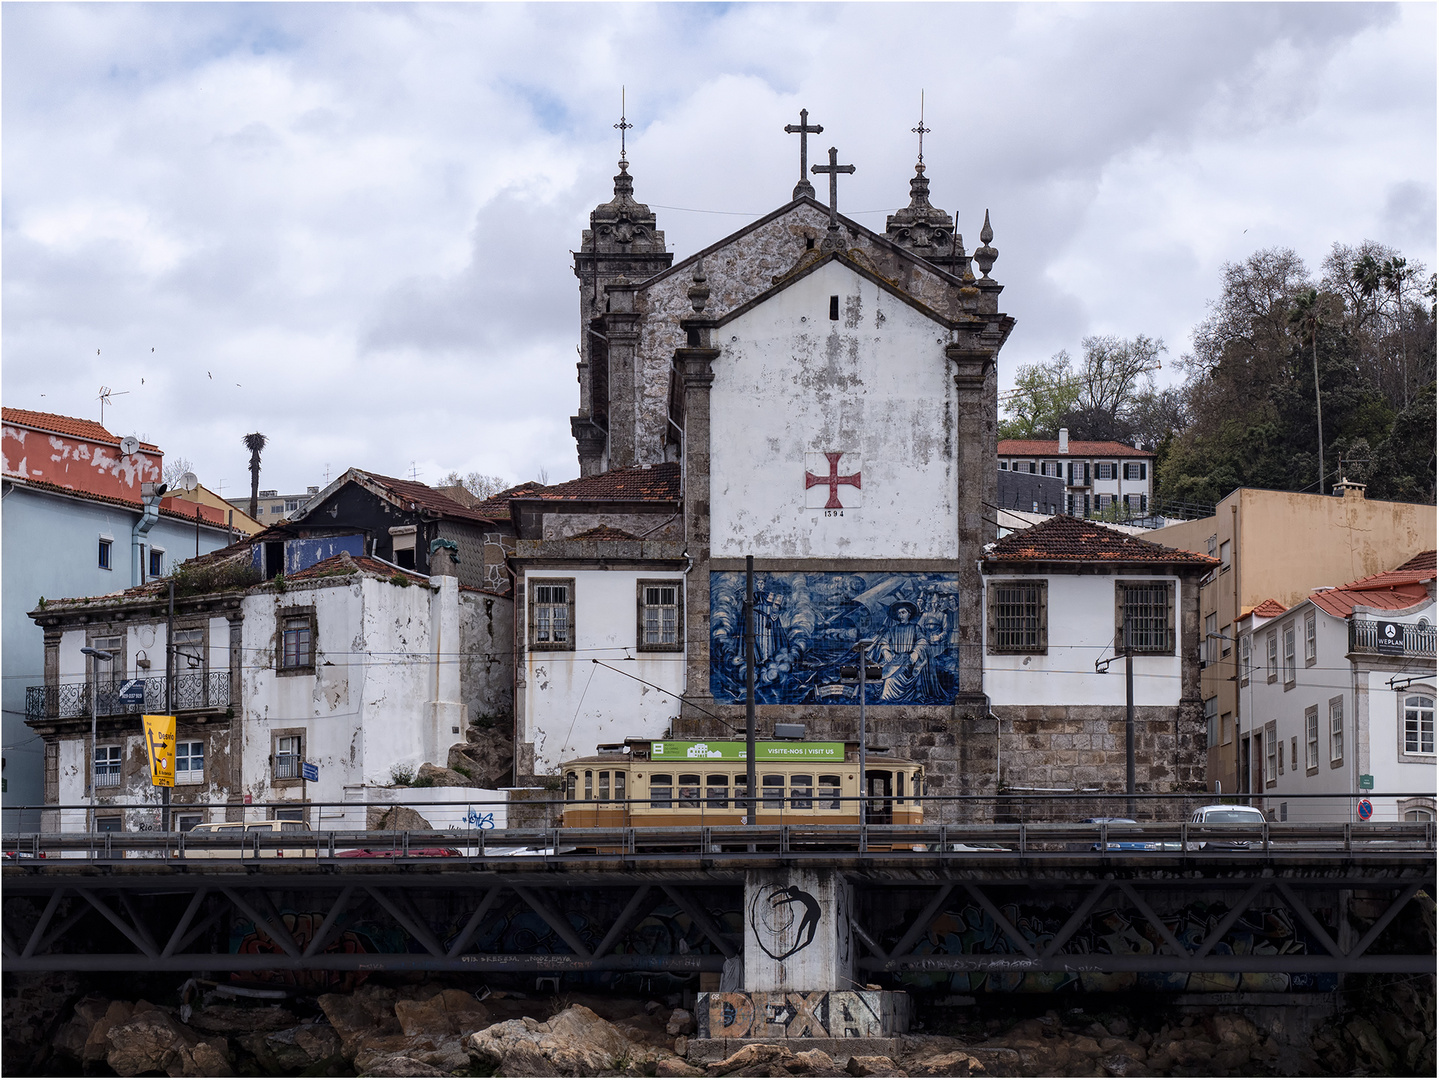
[142,714,176,787]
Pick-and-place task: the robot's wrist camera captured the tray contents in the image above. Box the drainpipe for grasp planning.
[133,483,164,587]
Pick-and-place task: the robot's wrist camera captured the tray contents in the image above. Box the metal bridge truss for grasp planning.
[3,852,1433,978]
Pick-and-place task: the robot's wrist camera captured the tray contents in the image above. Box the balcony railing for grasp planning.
[1349,618,1436,658]
[25,673,232,723]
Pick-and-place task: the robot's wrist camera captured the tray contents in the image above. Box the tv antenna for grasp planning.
[97,386,130,427]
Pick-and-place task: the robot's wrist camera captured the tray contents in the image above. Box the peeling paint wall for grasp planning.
[709,261,959,559]
[459,591,513,725]
[2,421,162,499]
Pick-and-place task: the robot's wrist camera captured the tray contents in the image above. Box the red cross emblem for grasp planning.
[805,452,862,509]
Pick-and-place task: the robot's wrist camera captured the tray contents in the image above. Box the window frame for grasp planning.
[1328,696,1344,768]
[94,744,123,789]
[1204,613,1217,666]
[1399,691,1435,761]
[1266,630,1278,684]
[987,579,1048,655]
[1304,611,1317,666]
[1204,697,1218,748]
[277,607,317,675]
[1305,706,1320,775]
[272,730,305,785]
[636,579,684,653]
[149,546,164,578]
[1115,579,1175,655]
[1264,720,1278,787]
[174,739,205,785]
[1282,622,1296,689]
[1240,634,1251,687]
[98,537,113,571]
[529,578,576,652]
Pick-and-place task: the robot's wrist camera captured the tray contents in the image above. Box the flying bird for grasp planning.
[207,372,212,379]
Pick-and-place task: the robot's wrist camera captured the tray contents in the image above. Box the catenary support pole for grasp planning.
[164,581,174,832]
[1125,646,1136,819]
[745,556,756,828]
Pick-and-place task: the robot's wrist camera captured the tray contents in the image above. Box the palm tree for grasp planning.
[1287,290,1324,493]
[242,432,268,520]
[1381,257,1414,408]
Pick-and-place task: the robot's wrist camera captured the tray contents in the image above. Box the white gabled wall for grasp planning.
[710,261,958,559]
[983,572,1185,708]
[522,567,686,775]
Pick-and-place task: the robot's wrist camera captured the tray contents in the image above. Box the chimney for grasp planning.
[1332,477,1367,499]
[1058,428,1069,455]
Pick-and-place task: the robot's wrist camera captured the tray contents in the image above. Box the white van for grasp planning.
[184,820,314,858]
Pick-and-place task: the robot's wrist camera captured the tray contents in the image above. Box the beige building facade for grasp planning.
[1148,483,1436,794]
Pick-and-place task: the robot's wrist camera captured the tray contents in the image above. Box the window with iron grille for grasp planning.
[637,580,683,651]
[530,579,574,650]
[1403,693,1434,756]
[1116,581,1174,654]
[278,608,316,673]
[1329,696,1344,766]
[988,581,1047,654]
[94,745,122,788]
[274,734,302,780]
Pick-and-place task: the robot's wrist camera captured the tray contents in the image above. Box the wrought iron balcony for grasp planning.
[25,673,232,723]
[1349,618,1436,659]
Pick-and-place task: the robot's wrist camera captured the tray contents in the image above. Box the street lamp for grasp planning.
[80,646,114,842]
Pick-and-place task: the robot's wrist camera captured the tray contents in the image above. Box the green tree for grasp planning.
[999,354,1079,439]
[1287,288,1325,492]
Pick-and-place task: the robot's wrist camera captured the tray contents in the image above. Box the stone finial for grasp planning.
[687,260,710,314]
[973,209,998,281]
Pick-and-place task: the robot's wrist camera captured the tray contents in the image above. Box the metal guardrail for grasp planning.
[1350,618,1437,657]
[25,672,232,721]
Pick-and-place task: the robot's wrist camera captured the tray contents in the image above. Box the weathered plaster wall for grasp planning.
[983,574,1185,708]
[520,567,685,776]
[2,422,161,499]
[541,513,682,541]
[710,261,958,559]
[460,591,513,725]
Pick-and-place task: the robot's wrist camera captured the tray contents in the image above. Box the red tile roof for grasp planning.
[8,476,235,529]
[985,515,1219,566]
[998,439,1152,458]
[471,482,545,519]
[515,461,681,503]
[567,525,640,541]
[1249,598,1288,619]
[288,552,430,584]
[1310,552,1436,618]
[2,407,159,450]
[353,471,499,524]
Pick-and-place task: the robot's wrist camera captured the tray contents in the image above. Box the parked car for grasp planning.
[184,820,314,858]
[1188,804,1267,850]
[1080,817,1155,852]
[335,847,463,858]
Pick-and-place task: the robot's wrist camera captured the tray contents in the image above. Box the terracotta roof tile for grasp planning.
[2,407,159,450]
[566,525,640,541]
[1249,598,1288,619]
[354,471,499,524]
[288,552,430,584]
[998,439,1153,457]
[8,476,235,529]
[985,515,1219,566]
[1309,552,1436,618]
[471,482,545,519]
[517,461,681,503]
[1390,549,1435,574]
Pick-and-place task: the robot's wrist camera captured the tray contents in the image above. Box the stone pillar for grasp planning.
[742,869,856,992]
[601,285,642,470]
[424,539,468,767]
[677,320,719,720]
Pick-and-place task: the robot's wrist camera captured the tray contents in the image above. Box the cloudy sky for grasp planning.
[3,2,1434,496]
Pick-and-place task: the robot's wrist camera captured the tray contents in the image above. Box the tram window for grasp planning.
[734,775,749,805]
[598,771,610,802]
[896,772,905,805]
[762,774,785,809]
[584,770,593,801]
[818,774,841,810]
[706,775,729,809]
[678,774,701,808]
[791,774,813,810]
[650,774,673,808]
[565,772,577,801]
[614,772,625,804]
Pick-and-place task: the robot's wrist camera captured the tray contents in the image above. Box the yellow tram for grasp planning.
[559,738,925,829]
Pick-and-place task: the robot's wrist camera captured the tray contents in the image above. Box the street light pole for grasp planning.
[80,646,114,848]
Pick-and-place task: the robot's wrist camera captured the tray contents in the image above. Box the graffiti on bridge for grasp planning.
[697,991,907,1039]
[895,900,1338,993]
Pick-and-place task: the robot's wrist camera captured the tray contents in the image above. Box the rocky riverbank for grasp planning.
[5,973,1433,1076]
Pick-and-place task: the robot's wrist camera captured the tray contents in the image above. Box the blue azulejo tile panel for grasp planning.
[710,571,959,705]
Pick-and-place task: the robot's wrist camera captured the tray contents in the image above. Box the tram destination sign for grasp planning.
[651,740,845,762]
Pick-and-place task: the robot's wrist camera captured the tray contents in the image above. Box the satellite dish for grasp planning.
[179,472,198,491]
[119,436,140,456]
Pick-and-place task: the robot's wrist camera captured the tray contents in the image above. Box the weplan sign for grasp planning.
[651,741,845,762]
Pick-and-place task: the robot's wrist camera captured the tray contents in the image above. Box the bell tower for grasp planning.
[571,97,673,476]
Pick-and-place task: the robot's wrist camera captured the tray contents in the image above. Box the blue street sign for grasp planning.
[301,762,319,783]
[1357,799,1374,821]
[117,680,145,706]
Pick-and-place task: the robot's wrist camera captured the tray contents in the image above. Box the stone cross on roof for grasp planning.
[811,146,855,250]
[784,108,823,200]
[614,86,633,163]
[912,91,931,168]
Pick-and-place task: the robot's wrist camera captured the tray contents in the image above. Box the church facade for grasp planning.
[534,120,1014,807]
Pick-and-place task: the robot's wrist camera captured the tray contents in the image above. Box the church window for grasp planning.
[1116,580,1174,654]
[637,580,683,651]
[530,579,575,650]
[829,296,839,321]
[987,580,1047,654]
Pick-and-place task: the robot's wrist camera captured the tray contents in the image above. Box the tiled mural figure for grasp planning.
[710,571,959,704]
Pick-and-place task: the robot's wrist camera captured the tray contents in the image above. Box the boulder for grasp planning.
[318,982,401,1058]
[370,805,435,831]
[667,1008,696,1036]
[1098,1037,1146,1062]
[656,1057,706,1077]
[84,999,133,1064]
[845,1054,907,1077]
[1100,1054,1145,1077]
[187,1002,299,1035]
[707,1044,801,1076]
[105,1005,233,1078]
[1343,1015,1395,1073]
[1205,1013,1258,1048]
[52,994,111,1062]
[395,988,492,1037]
[906,1051,986,1077]
[354,1033,469,1076]
[466,1005,660,1076]
[417,762,470,787]
[789,1048,846,1077]
[237,1022,343,1074]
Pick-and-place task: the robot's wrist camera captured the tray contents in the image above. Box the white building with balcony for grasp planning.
[998,428,1155,519]
[1238,551,1436,823]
